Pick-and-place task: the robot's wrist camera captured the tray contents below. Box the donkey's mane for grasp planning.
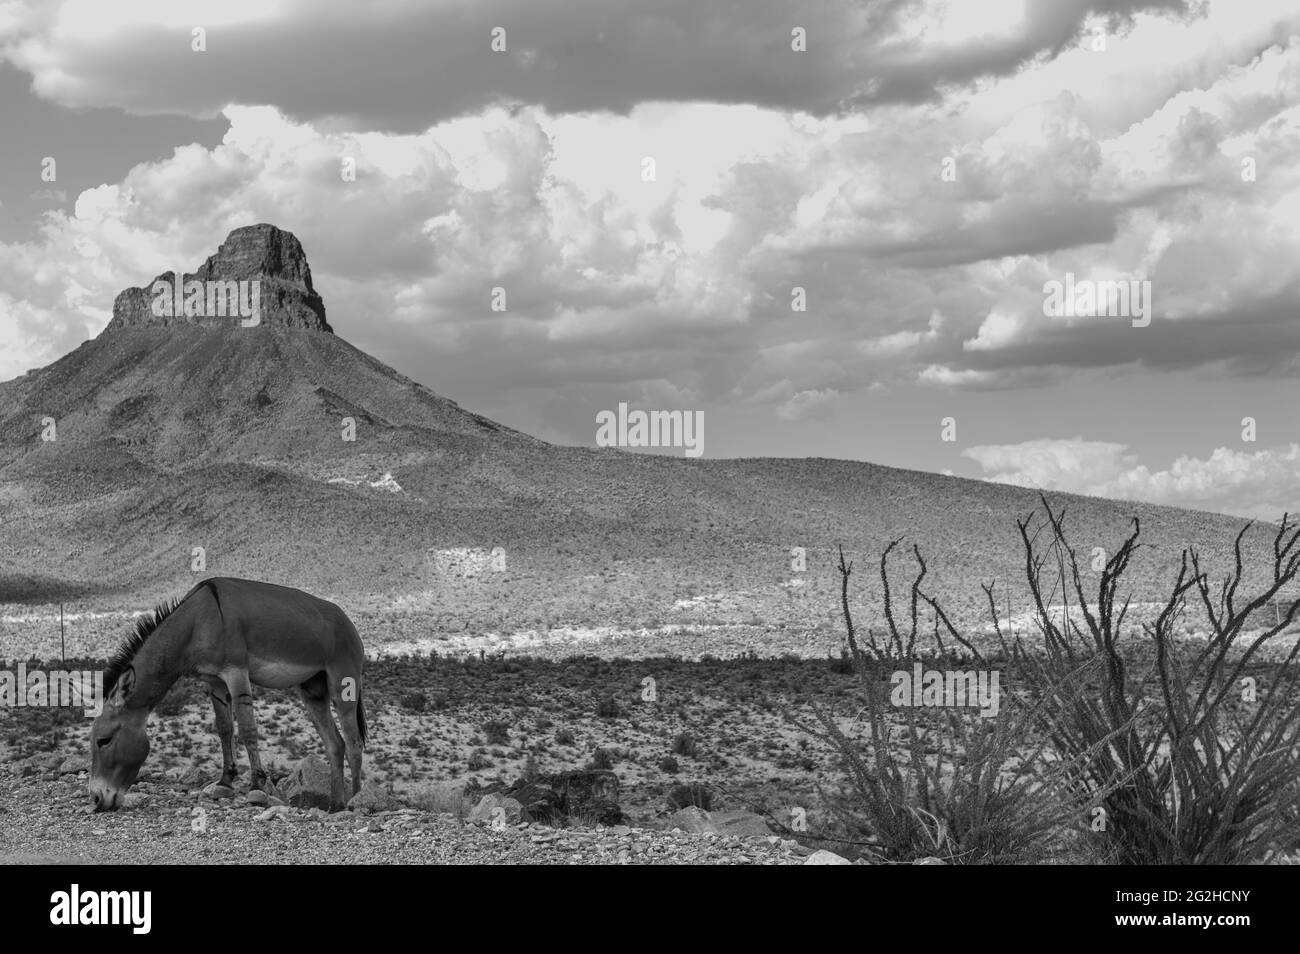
[103,595,186,696]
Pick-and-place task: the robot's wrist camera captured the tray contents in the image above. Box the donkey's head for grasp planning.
[89,667,150,811]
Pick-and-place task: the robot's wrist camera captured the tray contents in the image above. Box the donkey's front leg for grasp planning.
[201,675,238,787]
[226,671,267,792]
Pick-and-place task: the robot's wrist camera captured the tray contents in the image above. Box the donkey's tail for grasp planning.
[357,693,367,748]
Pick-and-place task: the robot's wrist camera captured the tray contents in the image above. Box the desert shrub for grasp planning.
[671,732,698,757]
[399,690,427,713]
[659,755,680,774]
[794,532,1110,864]
[596,695,621,718]
[554,728,576,745]
[482,720,510,745]
[588,747,615,770]
[467,751,493,771]
[1002,499,1300,864]
[828,650,855,675]
[805,671,1103,864]
[404,781,473,819]
[522,753,541,781]
[667,782,713,812]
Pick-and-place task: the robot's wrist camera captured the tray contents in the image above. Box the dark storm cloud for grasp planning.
[957,284,1300,380]
[3,0,1198,131]
[855,0,1196,106]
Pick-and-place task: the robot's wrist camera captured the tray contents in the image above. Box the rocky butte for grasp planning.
[105,223,332,333]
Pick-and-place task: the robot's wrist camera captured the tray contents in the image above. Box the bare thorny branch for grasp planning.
[813,494,1300,864]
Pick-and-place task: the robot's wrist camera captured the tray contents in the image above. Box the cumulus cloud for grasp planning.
[776,387,837,421]
[964,438,1300,519]
[918,364,998,388]
[1,0,1298,460]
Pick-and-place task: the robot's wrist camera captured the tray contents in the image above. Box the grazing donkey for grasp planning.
[90,578,366,812]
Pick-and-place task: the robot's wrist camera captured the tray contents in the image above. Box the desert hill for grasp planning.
[0,226,1285,645]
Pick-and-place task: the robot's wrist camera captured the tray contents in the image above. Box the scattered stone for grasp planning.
[58,756,90,776]
[177,767,205,789]
[667,805,712,834]
[279,754,336,810]
[804,849,853,865]
[347,780,398,814]
[468,793,524,827]
[245,790,270,807]
[707,810,773,839]
[255,806,289,823]
[39,754,64,774]
[201,782,236,801]
[664,806,770,838]
[915,856,948,865]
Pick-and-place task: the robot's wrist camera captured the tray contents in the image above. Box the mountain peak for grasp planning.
[104,224,332,334]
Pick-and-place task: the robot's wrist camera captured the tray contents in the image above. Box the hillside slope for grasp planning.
[0,227,1286,638]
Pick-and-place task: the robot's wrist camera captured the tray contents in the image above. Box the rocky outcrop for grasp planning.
[508,769,623,826]
[471,769,625,826]
[105,224,331,333]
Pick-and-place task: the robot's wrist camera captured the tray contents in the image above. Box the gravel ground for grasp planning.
[0,771,809,865]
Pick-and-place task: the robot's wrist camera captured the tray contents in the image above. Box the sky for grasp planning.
[0,0,1297,519]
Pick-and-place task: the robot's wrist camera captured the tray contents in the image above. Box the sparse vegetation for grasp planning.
[399,690,428,713]
[1000,498,1300,864]
[667,782,713,812]
[803,496,1300,865]
[797,533,1105,864]
[671,732,698,758]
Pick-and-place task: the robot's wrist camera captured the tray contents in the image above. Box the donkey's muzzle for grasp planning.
[90,783,122,812]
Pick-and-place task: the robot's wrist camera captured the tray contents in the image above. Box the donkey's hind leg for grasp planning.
[332,676,365,797]
[201,675,238,787]
[297,672,347,810]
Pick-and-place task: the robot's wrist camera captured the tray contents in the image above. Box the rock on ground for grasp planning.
[347,780,398,814]
[58,756,90,776]
[667,806,772,838]
[0,772,806,865]
[468,793,524,827]
[804,849,853,865]
[278,754,335,810]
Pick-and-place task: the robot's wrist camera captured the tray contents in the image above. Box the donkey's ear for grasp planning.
[112,666,137,703]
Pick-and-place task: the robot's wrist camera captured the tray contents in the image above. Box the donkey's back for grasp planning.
[195,578,365,689]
